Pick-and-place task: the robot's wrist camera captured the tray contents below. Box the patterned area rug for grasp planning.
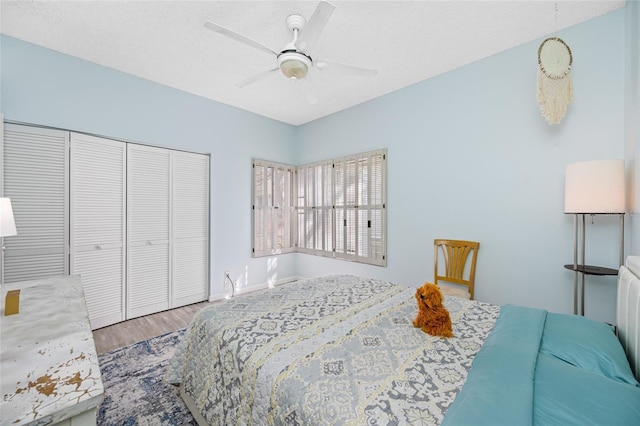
[97,329,197,425]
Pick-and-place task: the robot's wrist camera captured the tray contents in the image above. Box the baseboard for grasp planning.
[209,275,305,302]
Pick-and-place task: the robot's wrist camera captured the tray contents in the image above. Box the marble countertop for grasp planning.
[1,275,104,425]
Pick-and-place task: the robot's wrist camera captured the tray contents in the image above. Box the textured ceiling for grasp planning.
[0,1,626,126]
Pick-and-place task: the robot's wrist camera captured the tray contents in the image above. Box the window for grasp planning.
[253,149,386,266]
[334,150,386,265]
[297,159,334,256]
[252,159,296,257]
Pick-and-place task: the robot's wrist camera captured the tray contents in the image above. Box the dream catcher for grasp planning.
[537,37,573,125]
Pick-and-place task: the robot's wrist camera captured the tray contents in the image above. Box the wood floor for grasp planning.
[92,300,216,354]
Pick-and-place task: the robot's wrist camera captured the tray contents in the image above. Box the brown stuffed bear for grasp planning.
[413,283,453,338]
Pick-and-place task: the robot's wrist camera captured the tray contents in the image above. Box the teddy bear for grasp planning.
[413,282,453,338]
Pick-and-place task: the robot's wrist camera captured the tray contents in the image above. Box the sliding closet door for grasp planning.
[172,151,209,307]
[1,124,69,283]
[70,133,126,329]
[127,144,171,319]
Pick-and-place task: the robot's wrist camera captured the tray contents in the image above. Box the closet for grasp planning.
[1,123,209,329]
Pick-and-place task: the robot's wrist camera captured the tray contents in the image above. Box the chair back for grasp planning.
[434,239,479,300]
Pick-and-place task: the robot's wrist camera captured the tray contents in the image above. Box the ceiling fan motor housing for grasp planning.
[286,14,306,32]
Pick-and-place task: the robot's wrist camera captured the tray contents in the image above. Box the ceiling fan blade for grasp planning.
[295,1,336,54]
[236,68,279,88]
[315,59,378,78]
[204,21,276,57]
[298,74,319,104]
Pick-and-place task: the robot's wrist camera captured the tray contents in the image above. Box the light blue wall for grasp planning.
[627,1,640,254]
[0,35,298,298]
[1,7,632,323]
[294,8,627,323]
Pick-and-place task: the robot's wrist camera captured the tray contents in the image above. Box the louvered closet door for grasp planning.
[127,144,171,319]
[1,124,69,283]
[172,151,209,307]
[70,133,126,329]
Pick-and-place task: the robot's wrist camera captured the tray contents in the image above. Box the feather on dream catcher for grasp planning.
[537,37,573,125]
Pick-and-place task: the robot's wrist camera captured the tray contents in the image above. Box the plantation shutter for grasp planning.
[334,149,386,265]
[296,160,333,256]
[127,144,171,319]
[295,166,304,251]
[252,159,295,257]
[172,150,209,307]
[320,162,334,254]
[70,133,126,329]
[297,163,314,252]
[372,151,386,264]
[334,155,358,261]
[254,162,266,254]
[334,160,345,258]
[274,164,293,252]
[360,150,386,266]
[1,123,69,283]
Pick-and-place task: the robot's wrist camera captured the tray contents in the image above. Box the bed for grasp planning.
[166,256,640,425]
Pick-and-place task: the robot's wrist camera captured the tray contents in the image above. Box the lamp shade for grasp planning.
[0,197,17,237]
[564,159,625,213]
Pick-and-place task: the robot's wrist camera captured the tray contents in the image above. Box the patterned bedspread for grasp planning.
[166,275,500,425]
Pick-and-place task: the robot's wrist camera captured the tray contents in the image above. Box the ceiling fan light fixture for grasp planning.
[281,60,308,79]
[278,51,312,80]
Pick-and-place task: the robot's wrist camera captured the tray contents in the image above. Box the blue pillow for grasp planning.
[540,312,638,386]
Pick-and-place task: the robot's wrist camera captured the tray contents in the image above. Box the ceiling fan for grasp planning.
[204,0,377,104]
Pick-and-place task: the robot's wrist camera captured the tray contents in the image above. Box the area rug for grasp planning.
[97,329,197,425]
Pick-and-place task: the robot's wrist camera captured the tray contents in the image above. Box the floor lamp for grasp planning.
[564,159,625,316]
[1,197,18,286]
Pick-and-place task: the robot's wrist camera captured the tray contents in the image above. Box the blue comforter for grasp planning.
[442,305,640,426]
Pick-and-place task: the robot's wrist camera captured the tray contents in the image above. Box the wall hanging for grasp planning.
[537,37,573,125]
